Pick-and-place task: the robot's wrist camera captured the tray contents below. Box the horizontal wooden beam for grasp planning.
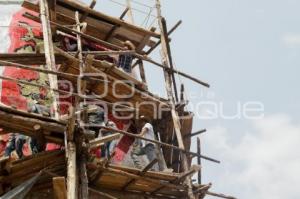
[97,126,220,163]
[206,191,237,199]
[184,129,206,139]
[89,133,121,149]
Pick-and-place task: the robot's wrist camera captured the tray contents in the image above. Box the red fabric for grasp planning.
[1,8,41,110]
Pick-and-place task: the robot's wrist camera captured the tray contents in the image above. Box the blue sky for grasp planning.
[1,0,299,198]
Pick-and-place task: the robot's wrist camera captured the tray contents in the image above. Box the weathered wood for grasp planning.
[48,0,57,33]
[152,165,200,194]
[22,0,160,38]
[80,155,89,199]
[40,0,59,119]
[121,159,158,191]
[174,165,200,183]
[53,177,67,199]
[194,183,211,194]
[88,133,121,149]
[133,53,210,87]
[95,166,187,191]
[145,20,182,55]
[23,10,209,87]
[75,11,87,97]
[138,60,147,85]
[206,191,237,199]
[89,187,118,199]
[66,142,77,199]
[130,20,182,68]
[161,17,178,102]
[184,129,206,139]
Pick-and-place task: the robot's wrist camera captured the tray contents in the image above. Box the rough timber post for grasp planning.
[155,0,196,198]
[39,0,59,119]
[75,11,89,199]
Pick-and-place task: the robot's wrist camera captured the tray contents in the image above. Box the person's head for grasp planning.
[123,40,135,50]
[137,115,150,129]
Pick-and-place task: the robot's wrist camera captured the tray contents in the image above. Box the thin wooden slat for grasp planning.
[53,177,67,199]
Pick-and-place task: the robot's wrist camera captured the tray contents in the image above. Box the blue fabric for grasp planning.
[118,54,133,73]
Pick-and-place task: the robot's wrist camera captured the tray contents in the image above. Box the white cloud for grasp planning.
[282,33,300,47]
[201,114,300,199]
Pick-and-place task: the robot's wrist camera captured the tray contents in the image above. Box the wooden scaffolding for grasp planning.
[0,0,235,199]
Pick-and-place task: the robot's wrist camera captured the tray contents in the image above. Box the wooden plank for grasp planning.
[89,187,118,199]
[121,159,158,191]
[53,177,67,199]
[94,166,187,191]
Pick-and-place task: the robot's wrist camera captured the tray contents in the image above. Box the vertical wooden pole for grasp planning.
[67,142,77,199]
[180,84,185,102]
[197,137,202,185]
[138,60,147,85]
[155,1,195,198]
[160,18,179,102]
[75,12,89,199]
[40,0,59,119]
[126,0,135,24]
